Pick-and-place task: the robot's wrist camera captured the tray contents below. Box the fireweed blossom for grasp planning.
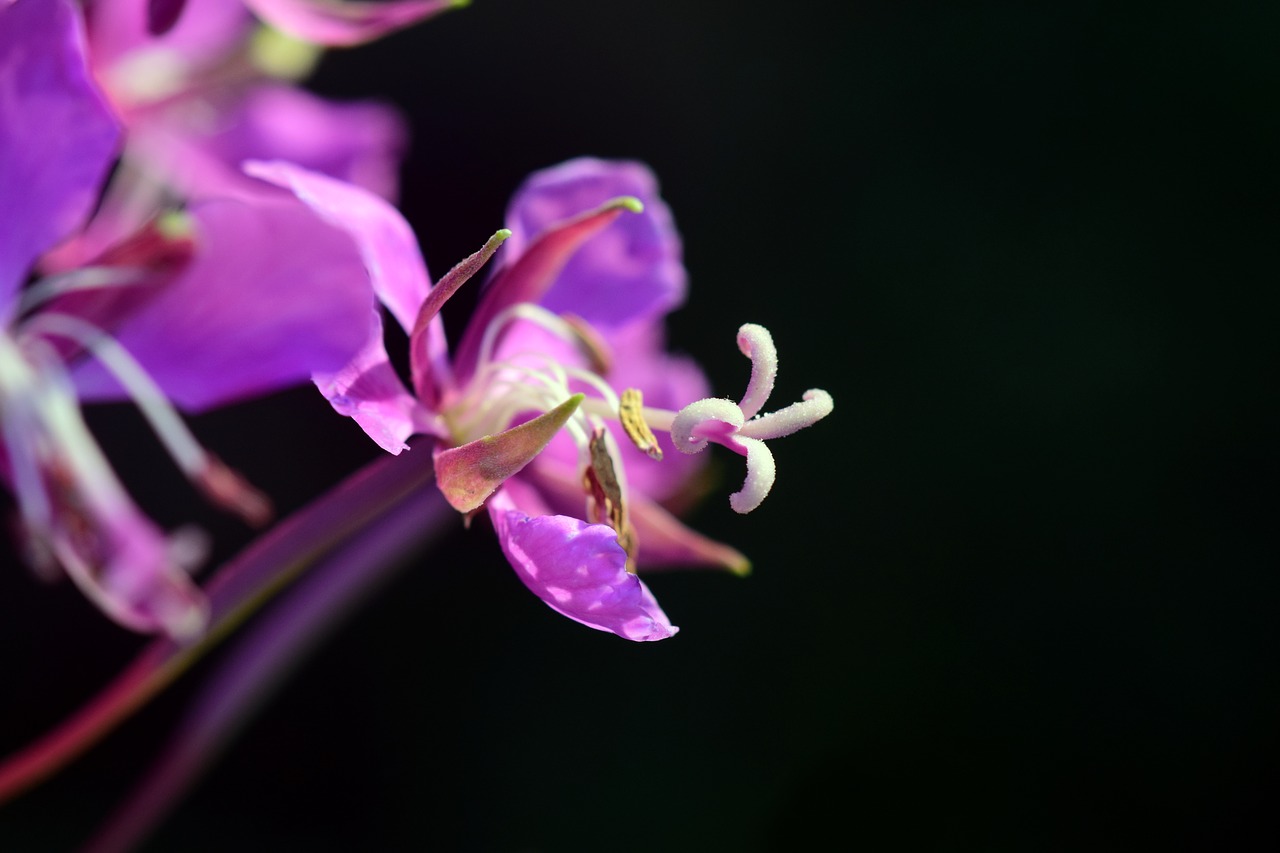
[0,0,379,637]
[44,0,461,270]
[252,157,834,641]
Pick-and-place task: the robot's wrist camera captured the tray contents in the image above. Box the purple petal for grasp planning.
[72,195,375,410]
[245,159,428,332]
[453,197,640,384]
[503,158,687,332]
[313,328,429,454]
[488,483,678,641]
[136,85,408,204]
[243,0,462,47]
[85,0,251,75]
[0,0,120,305]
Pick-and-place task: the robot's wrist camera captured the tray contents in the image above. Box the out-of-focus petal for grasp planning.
[313,326,431,454]
[243,0,463,47]
[67,509,209,640]
[488,484,678,642]
[72,195,375,410]
[133,86,407,204]
[244,159,427,332]
[503,158,686,332]
[0,0,121,307]
[85,0,250,75]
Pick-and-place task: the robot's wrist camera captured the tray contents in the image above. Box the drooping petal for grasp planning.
[0,339,209,639]
[0,0,121,308]
[71,195,375,410]
[313,328,431,454]
[434,395,583,513]
[65,508,209,640]
[242,0,463,47]
[488,483,678,642]
[244,159,427,331]
[503,158,687,332]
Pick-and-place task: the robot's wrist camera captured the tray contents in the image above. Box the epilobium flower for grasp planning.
[0,0,379,636]
[254,157,833,641]
[47,0,455,270]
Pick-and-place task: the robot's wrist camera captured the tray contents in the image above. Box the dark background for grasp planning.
[3,0,1279,849]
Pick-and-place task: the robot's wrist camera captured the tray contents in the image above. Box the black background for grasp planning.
[3,0,1279,849]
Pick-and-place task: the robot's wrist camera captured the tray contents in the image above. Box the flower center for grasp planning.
[443,308,833,516]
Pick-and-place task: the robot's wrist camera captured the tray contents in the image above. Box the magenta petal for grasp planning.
[487,485,678,642]
[142,86,408,204]
[72,195,375,410]
[504,158,687,331]
[242,0,460,47]
[0,0,120,303]
[86,0,251,72]
[314,327,429,454]
[245,159,428,332]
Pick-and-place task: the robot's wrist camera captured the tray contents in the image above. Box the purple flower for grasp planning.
[44,0,421,271]
[253,157,833,641]
[0,0,379,637]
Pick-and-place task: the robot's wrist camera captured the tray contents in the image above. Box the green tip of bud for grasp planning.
[451,0,472,7]
[480,228,512,255]
[610,196,644,214]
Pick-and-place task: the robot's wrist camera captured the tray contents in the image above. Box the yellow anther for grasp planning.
[619,388,663,460]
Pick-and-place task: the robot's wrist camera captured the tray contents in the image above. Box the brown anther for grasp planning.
[619,388,663,460]
[561,313,614,376]
[582,428,638,572]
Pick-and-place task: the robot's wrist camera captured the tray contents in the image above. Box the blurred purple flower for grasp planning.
[253,157,833,641]
[45,0,432,271]
[0,0,380,637]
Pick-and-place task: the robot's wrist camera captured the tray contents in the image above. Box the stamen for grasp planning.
[474,302,580,378]
[619,388,663,460]
[560,313,613,375]
[16,267,151,316]
[21,313,273,526]
[582,427,637,571]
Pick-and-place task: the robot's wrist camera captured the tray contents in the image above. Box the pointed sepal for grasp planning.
[434,394,584,513]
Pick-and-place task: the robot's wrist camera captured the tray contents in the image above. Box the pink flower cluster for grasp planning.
[0,0,831,642]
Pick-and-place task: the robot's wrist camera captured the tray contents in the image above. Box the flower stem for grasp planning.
[0,443,444,805]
